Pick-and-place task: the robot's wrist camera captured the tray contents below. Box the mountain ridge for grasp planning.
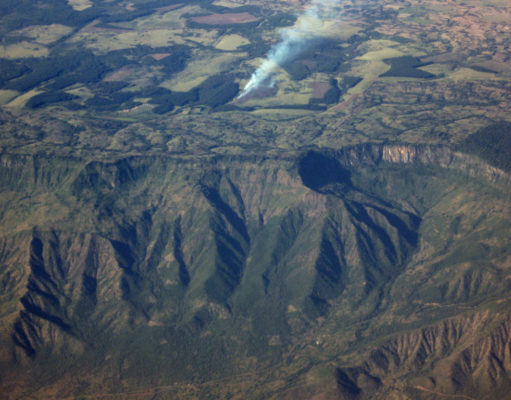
[1,143,510,399]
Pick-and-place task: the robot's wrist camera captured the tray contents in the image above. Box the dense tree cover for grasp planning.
[4,58,65,92]
[109,45,159,61]
[100,9,154,24]
[86,93,138,110]
[381,56,435,79]
[202,3,261,15]
[321,79,341,104]
[52,54,113,90]
[149,87,198,112]
[341,76,362,89]
[166,90,199,106]
[147,74,238,112]
[310,79,341,105]
[95,82,130,96]
[84,82,136,110]
[0,0,197,33]
[134,0,202,8]
[0,42,191,111]
[261,13,296,29]
[1,43,192,112]
[26,91,78,109]
[0,60,30,86]
[0,3,357,113]
[153,103,175,114]
[295,39,347,74]
[240,38,271,58]
[197,74,239,108]
[2,51,116,92]
[140,87,173,99]
[269,104,326,111]
[309,77,360,106]
[153,46,191,75]
[458,122,511,172]
[0,0,100,33]
[283,62,310,81]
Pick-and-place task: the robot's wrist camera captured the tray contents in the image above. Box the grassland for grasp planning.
[0,0,507,135]
[0,90,18,105]
[0,41,49,59]
[67,0,93,11]
[215,34,250,50]
[0,0,507,208]
[161,51,245,91]
[5,89,43,108]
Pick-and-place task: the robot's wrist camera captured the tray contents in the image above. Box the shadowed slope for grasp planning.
[0,145,510,399]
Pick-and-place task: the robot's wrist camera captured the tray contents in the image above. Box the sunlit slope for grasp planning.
[1,144,510,399]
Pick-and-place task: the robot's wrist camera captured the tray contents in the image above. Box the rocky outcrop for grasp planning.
[335,311,511,400]
[0,144,510,399]
[333,143,510,186]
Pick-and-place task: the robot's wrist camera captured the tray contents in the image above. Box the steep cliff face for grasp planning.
[0,145,510,399]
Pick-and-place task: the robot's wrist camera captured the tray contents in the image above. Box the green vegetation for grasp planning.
[0,59,30,85]
[0,43,191,111]
[309,79,342,105]
[296,39,347,74]
[380,56,435,79]
[458,122,511,171]
[1,0,511,398]
[143,45,191,74]
[261,13,296,29]
[240,37,271,58]
[148,73,238,112]
[139,0,195,8]
[0,0,100,33]
[197,74,239,107]
[2,51,113,92]
[149,87,198,113]
[321,84,341,104]
[341,76,363,89]
[283,62,311,81]
[202,4,261,15]
[3,145,510,399]
[25,91,78,109]
[86,92,137,110]
[4,57,66,92]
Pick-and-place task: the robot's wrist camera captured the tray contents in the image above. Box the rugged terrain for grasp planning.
[1,144,511,399]
[1,0,511,399]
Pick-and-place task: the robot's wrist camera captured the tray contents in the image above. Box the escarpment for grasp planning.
[0,144,510,399]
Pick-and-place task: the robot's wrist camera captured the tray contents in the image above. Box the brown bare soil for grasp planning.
[311,82,331,99]
[103,67,133,82]
[151,53,171,61]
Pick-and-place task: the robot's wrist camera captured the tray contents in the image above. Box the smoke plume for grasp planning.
[238,0,343,99]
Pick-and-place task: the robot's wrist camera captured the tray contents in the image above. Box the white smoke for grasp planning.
[238,0,343,99]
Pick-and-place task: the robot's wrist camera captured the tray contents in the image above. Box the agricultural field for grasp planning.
[0,0,508,156]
